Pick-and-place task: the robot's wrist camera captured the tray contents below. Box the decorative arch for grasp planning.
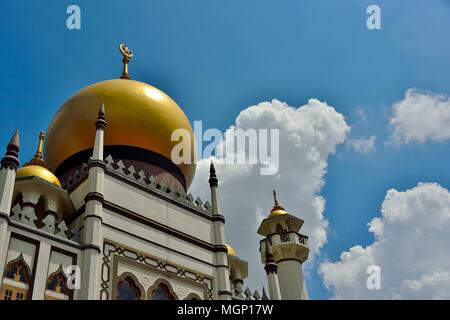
[184,293,201,300]
[11,192,24,210]
[115,272,144,300]
[147,278,178,300]
[45,265,70,300]
[34,194,49,228]
[3,253,31,284]
[276,223,284,233]
[0,253,32,300]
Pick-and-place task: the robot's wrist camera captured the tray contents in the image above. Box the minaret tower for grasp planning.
[209,162,232,300]
[0,130,20,278]
[258,191,310,300]
[80,103,106,299]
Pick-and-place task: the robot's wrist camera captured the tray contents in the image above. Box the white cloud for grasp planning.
[320,182,450,299]
[189,98,349,291]
[346,135,376,154]
[390,89,450,144]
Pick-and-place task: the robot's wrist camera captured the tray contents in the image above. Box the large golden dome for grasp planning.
[45,79,196,189]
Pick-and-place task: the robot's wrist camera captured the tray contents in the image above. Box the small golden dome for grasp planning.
[269,190,289,217]
[16,131,62,187]
[16,165,62,187]
[45,79,196,189]
[226,244,238,257]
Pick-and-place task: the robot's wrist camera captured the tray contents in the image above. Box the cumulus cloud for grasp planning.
[190,98,349,290]
[390,89,450,144]
[346,135,376,154]
[320,183,450,299]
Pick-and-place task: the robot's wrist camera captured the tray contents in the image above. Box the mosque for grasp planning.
[0,45,309,300]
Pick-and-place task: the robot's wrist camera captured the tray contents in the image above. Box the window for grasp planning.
[45,266,71,300]
[0,254,31,300]
[117,277,141,300]
[4,290,12,300]
[151,284,175,300]
[5,258,31,284]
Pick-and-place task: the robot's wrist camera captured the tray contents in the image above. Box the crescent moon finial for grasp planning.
[119,44,133,79]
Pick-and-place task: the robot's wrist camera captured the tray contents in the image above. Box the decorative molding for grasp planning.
[101,241,214,300]
[103,201,223,253]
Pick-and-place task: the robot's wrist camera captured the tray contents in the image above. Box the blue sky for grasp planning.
[1,1,450,299]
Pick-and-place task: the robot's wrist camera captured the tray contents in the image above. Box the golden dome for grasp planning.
[45,79,196,189]
[226,244,238,257]
[269,190,289,217]
[16,165,62,187]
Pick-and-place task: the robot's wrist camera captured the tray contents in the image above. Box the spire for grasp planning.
[119,44,133,79]
[209,161,218,188]
[273,190,279,206]
[25,131,47,168]
[95,102,107,130]
[1,130,20,170]
[92,103,106,161]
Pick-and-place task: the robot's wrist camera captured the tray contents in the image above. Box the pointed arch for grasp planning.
[34,194,49,228]
[184,293,201,300]
[1,253,31,300]
[3,253,31,284]
[11,192,24,210]
[148,278,178,300]
[45,265,70,299]
[276,223,284,233]
[115,272,144,300]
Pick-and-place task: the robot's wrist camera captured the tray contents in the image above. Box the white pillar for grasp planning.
[0,130,20,284]
[277,260,308,300]
[80,104,106,300]
[209,162,232,300]
[31,242,52,299]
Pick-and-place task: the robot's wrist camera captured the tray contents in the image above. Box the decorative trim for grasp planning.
[0,211,10,223]
[101,241,214,300]
[103,200,222,253]
[102,223,218,268]
[276,258,303,264]
[218,289,233,296]
[83,214,103,222]
[84,192,104,204]
[211,215,225,223]
[87,159,106,171]
[264,262,278,274]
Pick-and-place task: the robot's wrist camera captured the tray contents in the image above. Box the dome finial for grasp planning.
[25,131,48,168]
[119,44,133,79]
[273,190,279,206]
[34,130,45,160]
[270,190,287,216]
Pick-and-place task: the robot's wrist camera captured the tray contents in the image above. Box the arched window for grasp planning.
[276,223,284,233]
[0,254,31,300]
[117,277,141,300]
[45,265,70,300]
[151,284,175,300]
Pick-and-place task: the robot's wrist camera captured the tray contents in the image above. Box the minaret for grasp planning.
[263,238,282,300]
[257,191,310,300]
[209,162,232,300]
[80,103,106,299]
[0,130,20,280]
